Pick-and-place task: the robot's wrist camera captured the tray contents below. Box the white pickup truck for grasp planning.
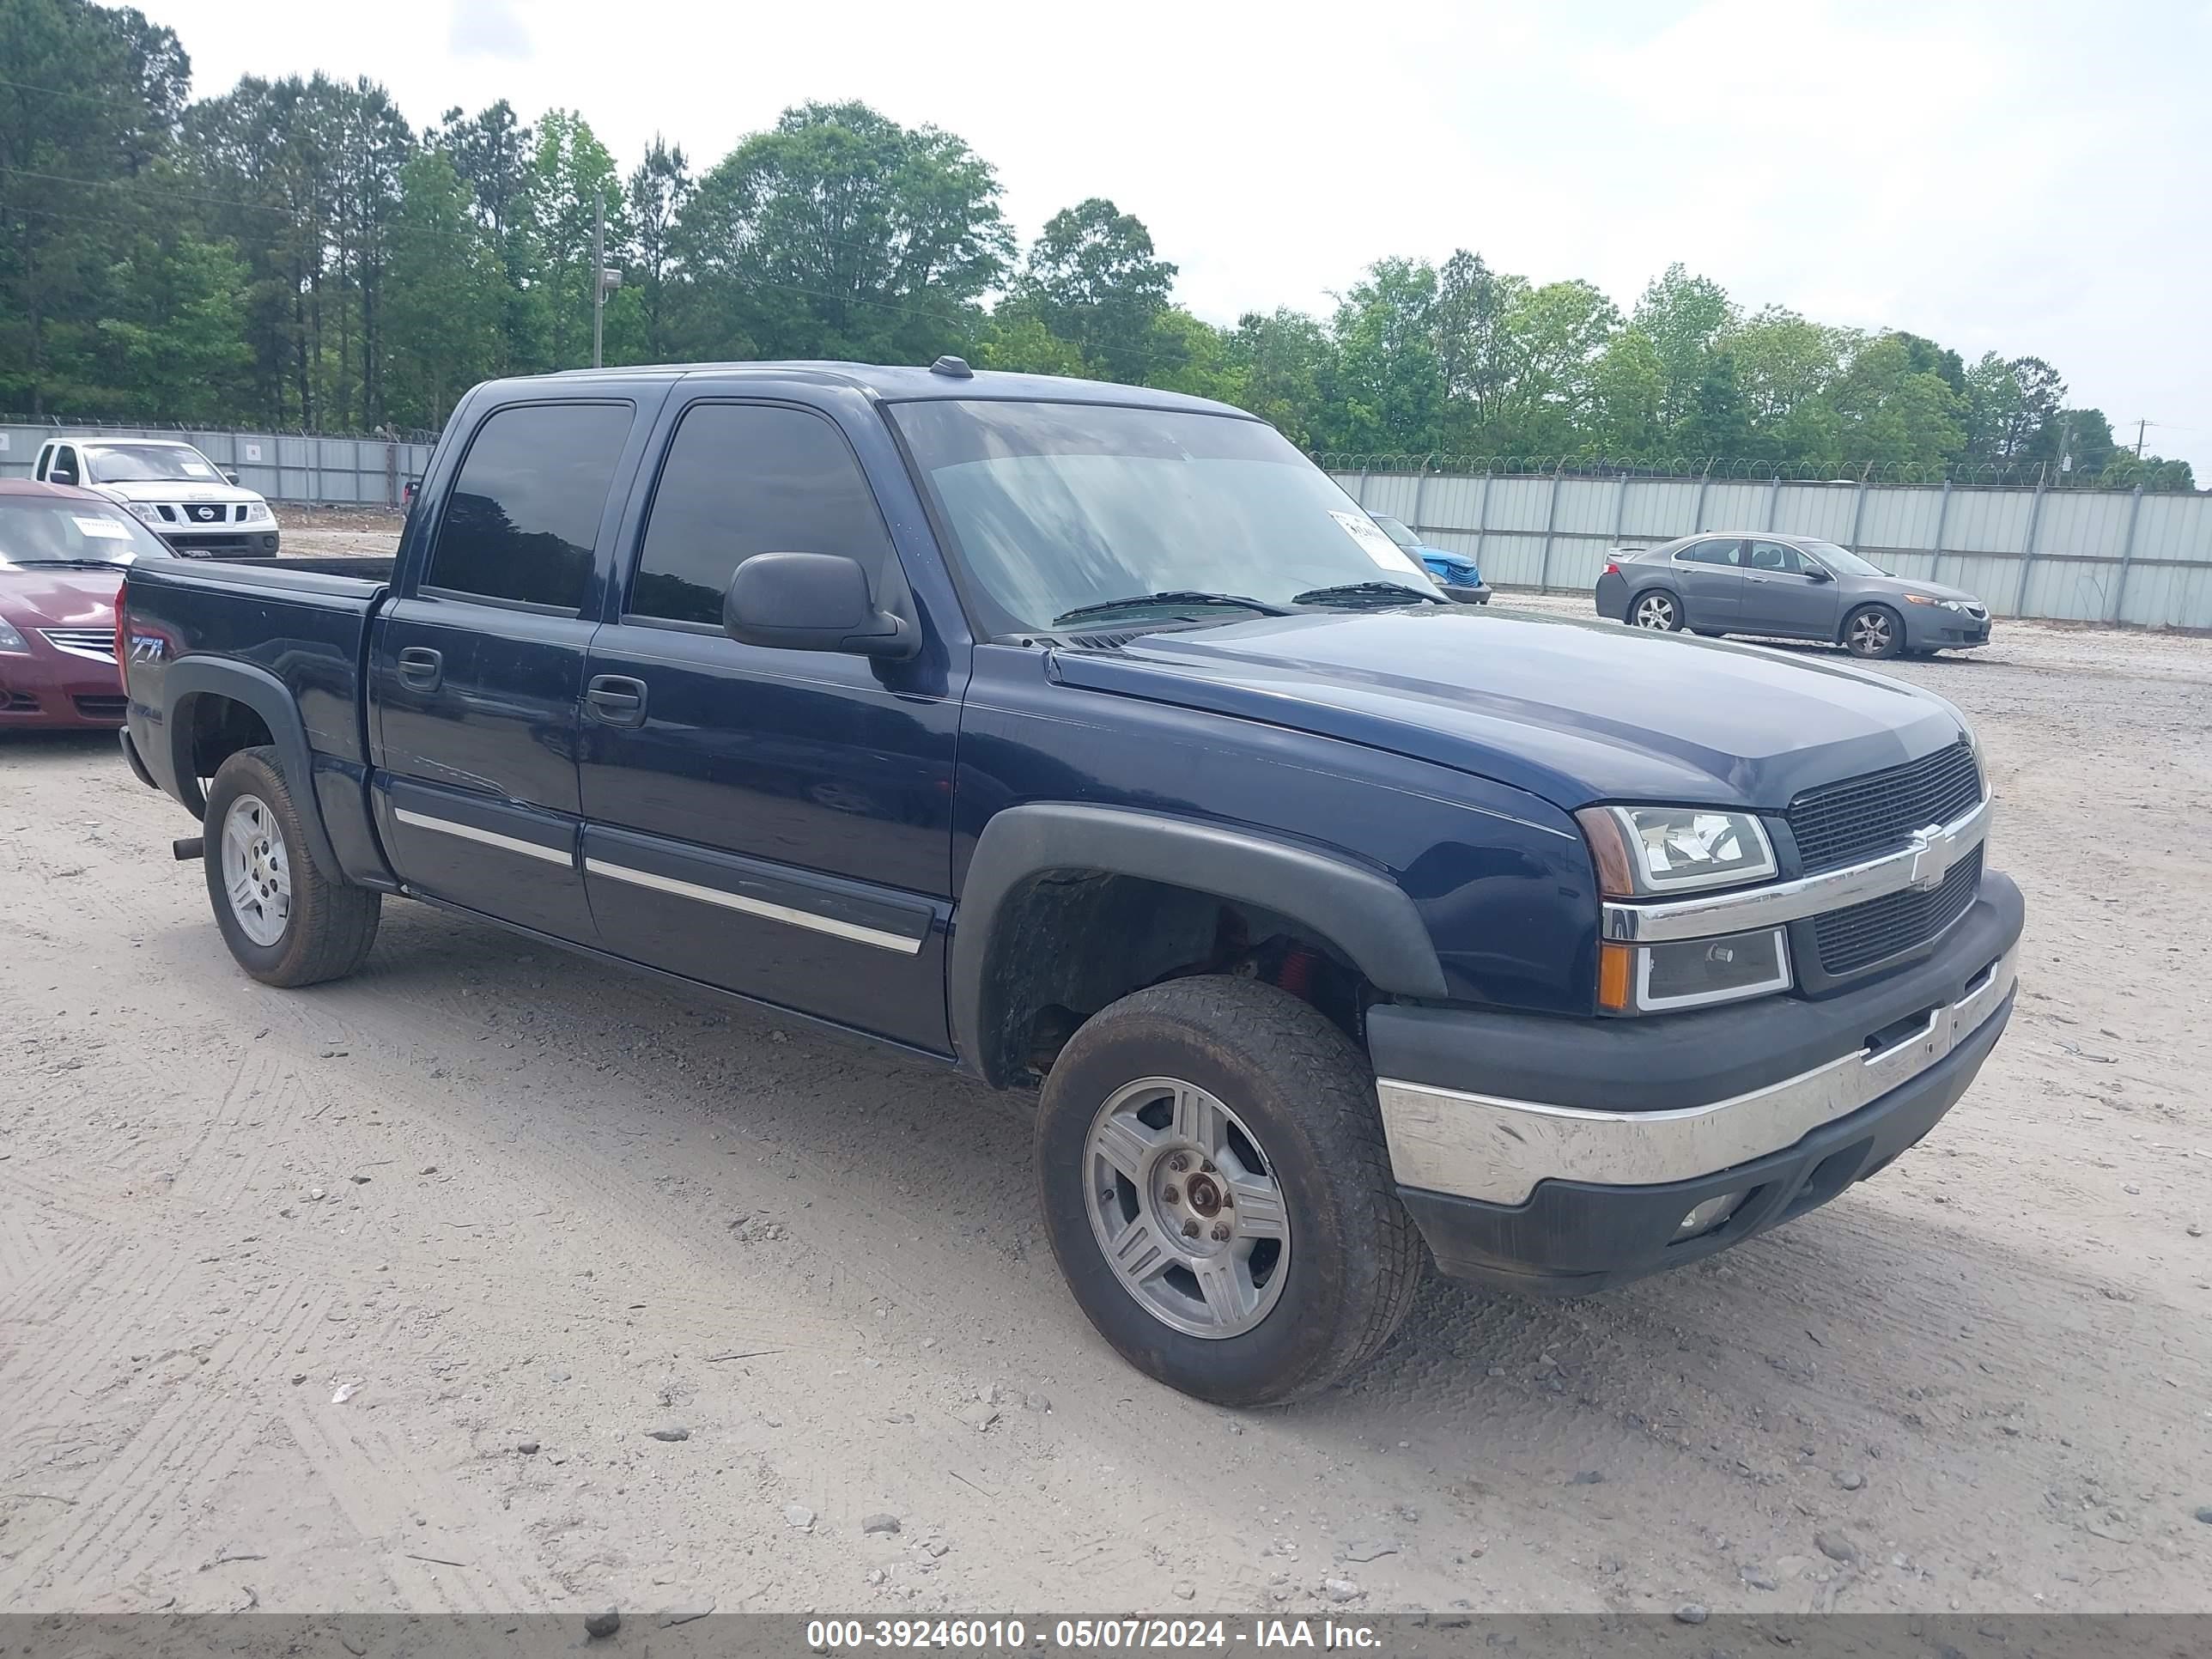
[32,436,281,558]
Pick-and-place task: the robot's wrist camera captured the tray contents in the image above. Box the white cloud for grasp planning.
[142,0,2212,473]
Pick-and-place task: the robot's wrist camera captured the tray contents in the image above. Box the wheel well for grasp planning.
[975,871,1371,1088]
[183,694,274,783]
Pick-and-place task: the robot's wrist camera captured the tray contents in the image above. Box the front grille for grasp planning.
[1814,845,1982,975]
[71,695,129,721]
[1786,740,1982,873]
[161,531,251,552]
[41,628,116,659]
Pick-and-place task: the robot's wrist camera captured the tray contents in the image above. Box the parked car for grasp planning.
[1594,533,1990,657]
[0,480,174,727]
[32,436,281,559]
[118,362,2022,1406]
[1370,513,1490,603]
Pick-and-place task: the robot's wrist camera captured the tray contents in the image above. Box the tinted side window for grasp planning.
[1680,538,1741,567]
[629,403,896,626]
[424,403,633,610]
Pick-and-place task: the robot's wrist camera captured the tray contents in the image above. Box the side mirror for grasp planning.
[52,462,78,486]
[223,471,240,486]
[1804,565,1833,582]
[725,552,916,659]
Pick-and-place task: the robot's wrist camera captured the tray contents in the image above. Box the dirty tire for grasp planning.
[203,746,380,987]
[1844,604,1905,659]
[1036,975,1425,1407]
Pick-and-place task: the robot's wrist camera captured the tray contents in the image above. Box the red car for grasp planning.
[0,480,177,729]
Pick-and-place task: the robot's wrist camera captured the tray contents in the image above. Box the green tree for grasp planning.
[1005,198,1176,383]
[1729,307,1846,470]
[1961,352,2063,463]
[1225,307,1334,449]
[91,228,252,418]
[623,136,690,363]
[0,0,190,413]
[675,100,1011,362]
[1827,334,1966,469]
[1429,249,1516,445]
[530,109,622,370]
[1589,325,1665,459]
[381,149,504,426]
[1325,258,1445,455]
[974,312,1087,377]
[1632,263,1738,434]
[1492,278,1620,454]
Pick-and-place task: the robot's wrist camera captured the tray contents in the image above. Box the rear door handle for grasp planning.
[396,646,442,690]
[586,674,647,727]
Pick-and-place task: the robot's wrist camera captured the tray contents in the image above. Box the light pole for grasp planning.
[591,190,623,368]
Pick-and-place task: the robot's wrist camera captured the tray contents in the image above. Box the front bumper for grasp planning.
[1,640,128,727]
[1903,606,1991,651]
[1370,871,2023,1292]
[1441,581,1492,605]
[156,527,282,559]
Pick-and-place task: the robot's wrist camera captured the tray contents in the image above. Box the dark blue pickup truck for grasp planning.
[118,361,2022,1405]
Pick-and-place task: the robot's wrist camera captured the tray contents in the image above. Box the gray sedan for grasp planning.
[1592,533,1992,658]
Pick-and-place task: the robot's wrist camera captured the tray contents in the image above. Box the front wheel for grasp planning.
[1035,976,1425,1407]
[1844,604,1904,659]
[204,746,381,987]
[1630,590,1682,631]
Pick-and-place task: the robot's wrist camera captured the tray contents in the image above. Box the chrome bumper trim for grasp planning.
[1602,795,1990,944]
[1376,947,2016,1206]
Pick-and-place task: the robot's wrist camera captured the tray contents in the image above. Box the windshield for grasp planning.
[0,498,173,566]
[889,400,1443,634]
[85,443,223,483]
[1802,539,1890,578]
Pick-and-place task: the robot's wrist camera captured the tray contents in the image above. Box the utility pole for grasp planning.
[591,188,605,369]
[2135,418,2148,459]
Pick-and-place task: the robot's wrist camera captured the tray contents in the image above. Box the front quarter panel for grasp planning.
[953,644,1600,1017]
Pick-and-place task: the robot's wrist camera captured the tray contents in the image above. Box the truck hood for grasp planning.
[0,567,125,629]
[1048,607,1967,810]
[92,480,261,506]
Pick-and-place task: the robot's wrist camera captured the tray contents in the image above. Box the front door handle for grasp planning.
[586,674,647,727]
[396,646,442,690]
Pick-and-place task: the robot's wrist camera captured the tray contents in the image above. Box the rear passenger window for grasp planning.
[1680,538,1741,567]
[628,404,896,626]
[424,403,633,610]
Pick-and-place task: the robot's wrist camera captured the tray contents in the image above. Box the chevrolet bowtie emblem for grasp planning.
[1905,823,1954,891]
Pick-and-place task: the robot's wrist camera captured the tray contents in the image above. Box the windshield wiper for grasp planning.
[1053,590,1291,626]
[1290,581,1444,608]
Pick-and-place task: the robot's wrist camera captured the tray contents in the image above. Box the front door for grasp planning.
[370,399,641,945]
[576,398,960,1052]
[1738,538,1843,639]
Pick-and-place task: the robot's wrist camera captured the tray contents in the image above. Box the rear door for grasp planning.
[1669,537,1745,626]
[368,398,647,944]
[574,395,962,1052]
[1738,538,1842,639]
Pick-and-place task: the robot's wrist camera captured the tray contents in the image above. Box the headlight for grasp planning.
[0,617,29,653]
[1904,594,1966,613]
[125,501,166,524]
[1577,804,1777,896]
[244,501,273,523]
[1596,927,1793,1015]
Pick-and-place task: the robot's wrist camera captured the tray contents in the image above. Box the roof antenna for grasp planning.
[929,355,974,379]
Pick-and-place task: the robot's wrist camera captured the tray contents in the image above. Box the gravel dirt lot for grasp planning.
[3,572,2209,1618]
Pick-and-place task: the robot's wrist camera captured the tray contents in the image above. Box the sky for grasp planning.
[143,0,2212,475]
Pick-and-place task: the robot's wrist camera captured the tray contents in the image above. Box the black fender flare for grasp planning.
[949,803,1449,1079]
[162,656,343,878]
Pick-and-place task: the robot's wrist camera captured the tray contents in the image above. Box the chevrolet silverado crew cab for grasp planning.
[35,435,282,557]
[117,362,2023,1406]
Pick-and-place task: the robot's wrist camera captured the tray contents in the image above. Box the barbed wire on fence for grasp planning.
[1313,453,2198,492]
[1,412,442,446]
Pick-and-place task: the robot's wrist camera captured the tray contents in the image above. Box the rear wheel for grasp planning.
[1630,590,1682,631]
[1035,976,1424,1407]
[1843,604,1904,659]
[204,747,380,987]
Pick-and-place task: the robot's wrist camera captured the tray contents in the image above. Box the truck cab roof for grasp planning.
[470,361,1256,419]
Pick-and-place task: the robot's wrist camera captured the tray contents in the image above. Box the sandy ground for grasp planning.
[276,505,407,560]
[2,585,2209,1620]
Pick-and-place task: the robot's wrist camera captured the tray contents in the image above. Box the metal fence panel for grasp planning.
[0,420,434,506]
[1328,465,2211,629]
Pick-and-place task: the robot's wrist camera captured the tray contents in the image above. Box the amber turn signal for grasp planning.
[1576,805,1637,899]
[1597,941,1634,1012]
